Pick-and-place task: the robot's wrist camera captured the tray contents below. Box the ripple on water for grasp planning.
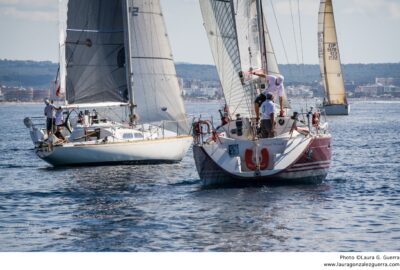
[0,101,399,251]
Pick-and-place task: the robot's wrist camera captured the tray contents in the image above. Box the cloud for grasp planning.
[0,0,55,6]
[343,0,400,20]
[0,6,57,22]
[0,0,57,22]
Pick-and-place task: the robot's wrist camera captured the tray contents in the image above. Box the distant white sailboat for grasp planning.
[192,0,332,187]
[24,0,192,166]
[318,0,350,115]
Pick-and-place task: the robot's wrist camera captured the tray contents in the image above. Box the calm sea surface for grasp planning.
[0,100,399,251]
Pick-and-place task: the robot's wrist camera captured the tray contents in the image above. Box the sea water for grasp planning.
[0,100,399,251]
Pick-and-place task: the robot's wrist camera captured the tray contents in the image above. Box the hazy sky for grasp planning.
[0,0,399,64]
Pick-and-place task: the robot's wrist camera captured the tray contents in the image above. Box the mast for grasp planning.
[256,0,268,75]
[122,0,136,124]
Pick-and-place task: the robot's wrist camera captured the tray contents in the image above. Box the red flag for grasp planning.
[56,85,60,97]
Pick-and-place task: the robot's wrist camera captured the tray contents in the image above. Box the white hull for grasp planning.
[36,136,192,166]
[322,104,350,115]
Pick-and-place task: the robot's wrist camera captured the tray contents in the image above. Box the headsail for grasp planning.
[200,0,287,118]
[318,0,347,105]
[200,0,254,118]
[60,0,128,105]
[124,0,189,133]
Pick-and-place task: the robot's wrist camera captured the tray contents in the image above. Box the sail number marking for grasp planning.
[327,42,338,61]
[130,7,139,16]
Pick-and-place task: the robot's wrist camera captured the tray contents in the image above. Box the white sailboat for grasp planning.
[318,0,350,115]
[192,0,332,186]
[23,0,192,166]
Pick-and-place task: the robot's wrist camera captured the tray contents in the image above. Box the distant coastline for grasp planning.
[1,97,399,106]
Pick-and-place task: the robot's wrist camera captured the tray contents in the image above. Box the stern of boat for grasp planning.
[192,109,332,187]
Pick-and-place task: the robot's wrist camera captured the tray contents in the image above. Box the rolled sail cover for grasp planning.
[61,0,128,104]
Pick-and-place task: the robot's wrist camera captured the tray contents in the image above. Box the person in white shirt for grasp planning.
[259,93,276,138]
[252,72,285,117]
[44,99,56,135]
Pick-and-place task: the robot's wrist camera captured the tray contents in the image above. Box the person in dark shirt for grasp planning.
[254,83,267,122]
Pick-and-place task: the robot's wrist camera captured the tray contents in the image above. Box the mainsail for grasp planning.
[59,0,188,132]
[124,0,188,133]
[318,0,347,105]
[60,0,128,105]
[199,0,285,118]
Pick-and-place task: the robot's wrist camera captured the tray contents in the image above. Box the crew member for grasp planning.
[44,99,56,135]
[253,72,285,117]
[259,93,276,138]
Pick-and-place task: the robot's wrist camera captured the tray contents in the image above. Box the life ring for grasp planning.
[244,147,269,171]
[193,120,211,136]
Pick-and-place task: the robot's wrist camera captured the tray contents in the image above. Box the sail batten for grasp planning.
[318,0,347,105]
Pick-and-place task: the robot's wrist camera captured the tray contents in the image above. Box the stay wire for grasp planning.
[297,0,305,72]
[269,0,290,65]
[289,0,300,65]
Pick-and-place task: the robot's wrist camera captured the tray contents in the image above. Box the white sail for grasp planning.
[59,0,68,97]
[199,0,254,118]
[200,0,287,118]
[318,0,347,105]
[124,0,188,133]
[235,1,263,74]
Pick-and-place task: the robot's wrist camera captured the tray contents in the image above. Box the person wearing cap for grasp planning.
[44,99,56,135]
[252,72,285,117]
[259,93,276,138]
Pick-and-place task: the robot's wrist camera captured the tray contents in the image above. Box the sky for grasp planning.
[0,0,399,65]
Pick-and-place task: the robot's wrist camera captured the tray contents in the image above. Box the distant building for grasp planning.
[286,85,313,98]
[355,84,383,97]
[354,77,400,98]
[33,89,50,101]
[2,87,33,102]
[383,85,400,97]
[375,77,400,86]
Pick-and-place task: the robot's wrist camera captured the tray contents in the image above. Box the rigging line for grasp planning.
[297,0,305,66]
[269,0,290,65]
[289,0,300,65]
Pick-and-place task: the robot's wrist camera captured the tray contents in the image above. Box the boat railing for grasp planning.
[136,119,191,139]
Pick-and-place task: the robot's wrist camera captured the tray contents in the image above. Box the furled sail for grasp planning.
[60,0,128,105]
[124,0,188,133]
[318,0,347,105]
